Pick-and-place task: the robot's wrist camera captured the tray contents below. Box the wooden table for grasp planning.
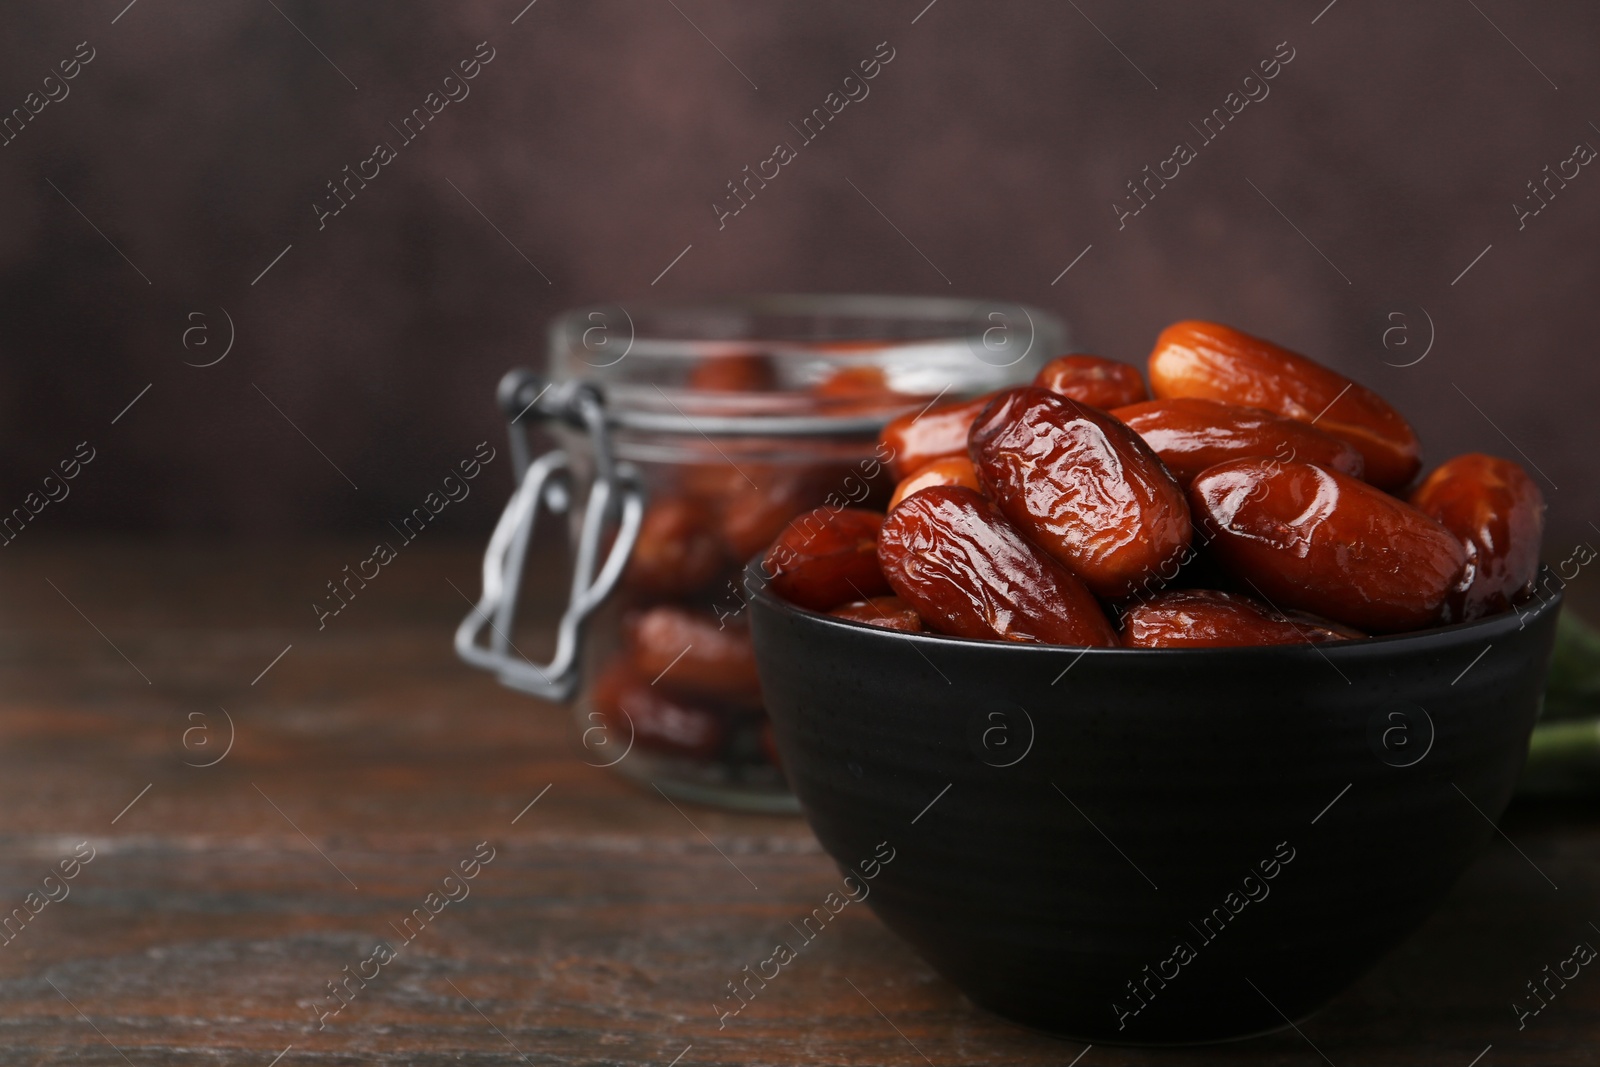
[3,542,1596,1065]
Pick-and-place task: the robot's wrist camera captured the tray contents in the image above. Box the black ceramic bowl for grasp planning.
[748,567,1563,1045]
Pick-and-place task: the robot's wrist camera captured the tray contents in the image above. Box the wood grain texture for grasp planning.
[0,542,1596,1065]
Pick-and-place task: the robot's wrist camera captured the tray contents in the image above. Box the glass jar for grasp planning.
[457,295,1064,811]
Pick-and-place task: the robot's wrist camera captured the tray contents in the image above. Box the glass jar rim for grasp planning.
[547,293,1066,438]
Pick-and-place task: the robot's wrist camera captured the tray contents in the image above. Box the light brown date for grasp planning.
[627,606,764,707]
[762,506,892,612]
[879,393,996,480]
[889,455,981,510]
[1034,354,1149,409]
[969,387,1191,599]
[877,486,1117,646]
[1148,320,1421,490]
[828,595,924,633]
[1409,452,1546,620]
[1120,589,1362,648]
[1189,457,1467,631]
[1111,397,1365,487]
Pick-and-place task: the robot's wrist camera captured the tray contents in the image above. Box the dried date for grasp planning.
[1121,589,1361,648]
[1189,457,1467,631]
[628,606,764,706]
[1112,397,1365,487]
[762,506,892,612]
[624,496,727,597]
[1034,354,1148,409]
[879,393,996,480]
[590,660,726,760]
[1148,320,1421,489]
[1409,452,1545,620]
[877,485,1116,646]
[969,387,1191,598]
[889,455,981,510]
[828,595,924,633]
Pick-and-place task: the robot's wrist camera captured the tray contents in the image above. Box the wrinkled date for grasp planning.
[1034,354,1149,409]
[889,455,981,510]
[1112,397,1365,487]
[628,606,764,707]
[1148,320,1421,490]
[970,387,1191,599]
[828,595,924,632]
[1189,458,1467,632]
[1409,453,1545,620]
[591,661,726,760]
[762,506,892,612]
[877,486,1116,646]
[1121,589,1361,648]
[879,393,996,479]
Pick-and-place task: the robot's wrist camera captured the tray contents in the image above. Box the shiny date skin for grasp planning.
[828,595,924,632]
[1189,458,1467,632]
[1112,397,1365,487]
[877,486,1117,646]
[1034,354,1149,409]
[1121,589,1361,648]
[591,660,726,760]
[1409,453,1546,620]
[1148,320,1421,490]
[879,392,996,479]
[969,387,1192,599]
[889,455,981,510]
[762,506,892,612]
[628,605,764,706]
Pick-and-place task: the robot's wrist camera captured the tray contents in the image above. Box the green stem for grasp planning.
[1521,717,1600,795]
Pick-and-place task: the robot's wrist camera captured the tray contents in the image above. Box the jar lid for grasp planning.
[547,294,1066,437]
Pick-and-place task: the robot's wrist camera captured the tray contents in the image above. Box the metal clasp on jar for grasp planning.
[455,370,644,702]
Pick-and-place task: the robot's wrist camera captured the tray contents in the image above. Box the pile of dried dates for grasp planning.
[764,321,1547,648]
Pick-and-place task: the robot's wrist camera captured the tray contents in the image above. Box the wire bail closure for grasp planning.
[454,369,644,702]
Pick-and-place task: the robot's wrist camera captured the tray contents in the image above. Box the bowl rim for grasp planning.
[746,561,1565,659]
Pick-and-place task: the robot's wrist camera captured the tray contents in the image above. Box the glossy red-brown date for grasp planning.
[969,387,1191,599]
[889,455,981,510]
[828,595,924,633]
[879,393,995,480]
[1409,453,1546,620]
[1148,321,1421,490]
[1111,397,1365,487]
[1120,589,1361,648]
[762,506,892,612]
[1189,458,1467,631]
[627,606,763,707]
[624,496,727,596]
[590,660,726,760]
[1034,354,1149,409]
[877,486,1117,646]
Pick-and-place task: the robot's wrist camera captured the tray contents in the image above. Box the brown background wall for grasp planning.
[1,0,1595,550]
